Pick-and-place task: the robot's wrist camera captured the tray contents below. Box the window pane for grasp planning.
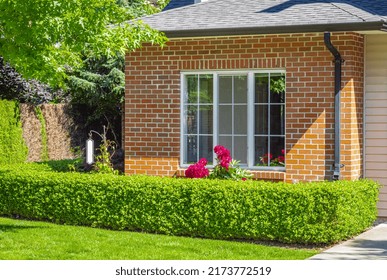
[185,105,198,134]
[270,137,285,166]
[270,105,285,135]
[219,105,232,134]
[234,105,247,134]
[199,136,213,163]
[185,135,197,164]
[218,136,232,153]
[255,74,269,103]
[234,75,248,103]
[219,76,232,103]
[199,75,213,103]
[234,136,247,164]
[186,75,198,104]
[255,105,268,134]
[255,136,269,166]
[199,105,213,134]
[270,73,285,103]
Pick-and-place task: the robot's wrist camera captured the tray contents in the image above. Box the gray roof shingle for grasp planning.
[141,0,387,37]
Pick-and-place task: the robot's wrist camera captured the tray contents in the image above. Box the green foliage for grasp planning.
[34,106,49,161]
[209,159,252,181]
[270,75,286,94]
[38,159,83,173]
[94,139,118,174]
[63,1,168,143]
[118,0,169,17]
[0,0,167,86]
[88,126,119,174]
[0,163,380,244]
[66,54,125,134]
[0,100,28,164]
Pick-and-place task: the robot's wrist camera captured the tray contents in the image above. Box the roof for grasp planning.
[163,0,195,11]
[141,0,387,37]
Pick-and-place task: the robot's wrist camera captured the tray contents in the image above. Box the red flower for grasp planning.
[214,145,230,157]
[214,145,231,169]
[277,155,285,163]
[220,159,230,169]
[198,158,208,166]
[260,153,273,164]
[185,158,209,178]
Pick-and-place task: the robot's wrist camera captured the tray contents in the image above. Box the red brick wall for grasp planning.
[124,32,364,181]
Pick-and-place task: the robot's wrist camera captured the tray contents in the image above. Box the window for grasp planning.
[181,71,285,170]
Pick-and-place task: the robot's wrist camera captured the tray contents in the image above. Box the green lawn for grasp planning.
[0,217,320,260]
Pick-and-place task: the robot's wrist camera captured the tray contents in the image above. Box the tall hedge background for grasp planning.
[0,99,28,164]
[0,100,76,163]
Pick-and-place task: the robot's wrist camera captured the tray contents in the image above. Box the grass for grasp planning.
[0,217,320,260]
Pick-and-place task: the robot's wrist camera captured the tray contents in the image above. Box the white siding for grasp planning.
[365,34,387,217]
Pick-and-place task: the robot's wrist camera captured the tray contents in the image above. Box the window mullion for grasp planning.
[247,72,254,168]
[180,73,186,165]
[231,76,235,158]
[197,74,200,162]
[213,73,218,166]
[267,73,271,167]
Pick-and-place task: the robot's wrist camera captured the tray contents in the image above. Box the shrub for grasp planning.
[0,99,28,164]
[0,163,380,244]
[185,158,209,178]
[186,145,251,181]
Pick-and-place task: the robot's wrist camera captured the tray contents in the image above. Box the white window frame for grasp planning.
[180,70,286,171]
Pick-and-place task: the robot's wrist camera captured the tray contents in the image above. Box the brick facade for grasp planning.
[124,32,364,182]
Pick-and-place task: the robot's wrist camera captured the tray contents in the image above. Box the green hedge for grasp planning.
[0,100,28,164]
[0,163,380,244]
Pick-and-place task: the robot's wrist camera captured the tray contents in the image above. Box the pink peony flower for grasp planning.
[220,159,230,169]
[185,160,209,178]
[214,145,231,169]
[198,158,208,166]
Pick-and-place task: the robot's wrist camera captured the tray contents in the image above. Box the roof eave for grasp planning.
[162,21,387,38]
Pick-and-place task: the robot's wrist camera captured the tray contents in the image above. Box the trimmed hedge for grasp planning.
[0,163,380,244]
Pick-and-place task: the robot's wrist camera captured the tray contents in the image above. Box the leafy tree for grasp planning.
[65,0,169,146]
[0,56,65,104]
[0,0,167,86]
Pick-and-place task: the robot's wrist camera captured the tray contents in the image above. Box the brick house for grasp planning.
[124,0,387,216]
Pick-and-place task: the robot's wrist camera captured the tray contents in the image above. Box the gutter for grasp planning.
[324,32,344,181]
[161,21,387,38]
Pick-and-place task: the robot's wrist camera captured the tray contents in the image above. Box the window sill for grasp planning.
[175,168,285,182]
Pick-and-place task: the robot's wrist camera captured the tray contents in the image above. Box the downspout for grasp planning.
[324,32,344,181]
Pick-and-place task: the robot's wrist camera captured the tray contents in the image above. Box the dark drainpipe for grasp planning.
[324,32,344,181]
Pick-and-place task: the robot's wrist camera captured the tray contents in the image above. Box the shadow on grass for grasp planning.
[0,224,47,233]
[0,215,50,233]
